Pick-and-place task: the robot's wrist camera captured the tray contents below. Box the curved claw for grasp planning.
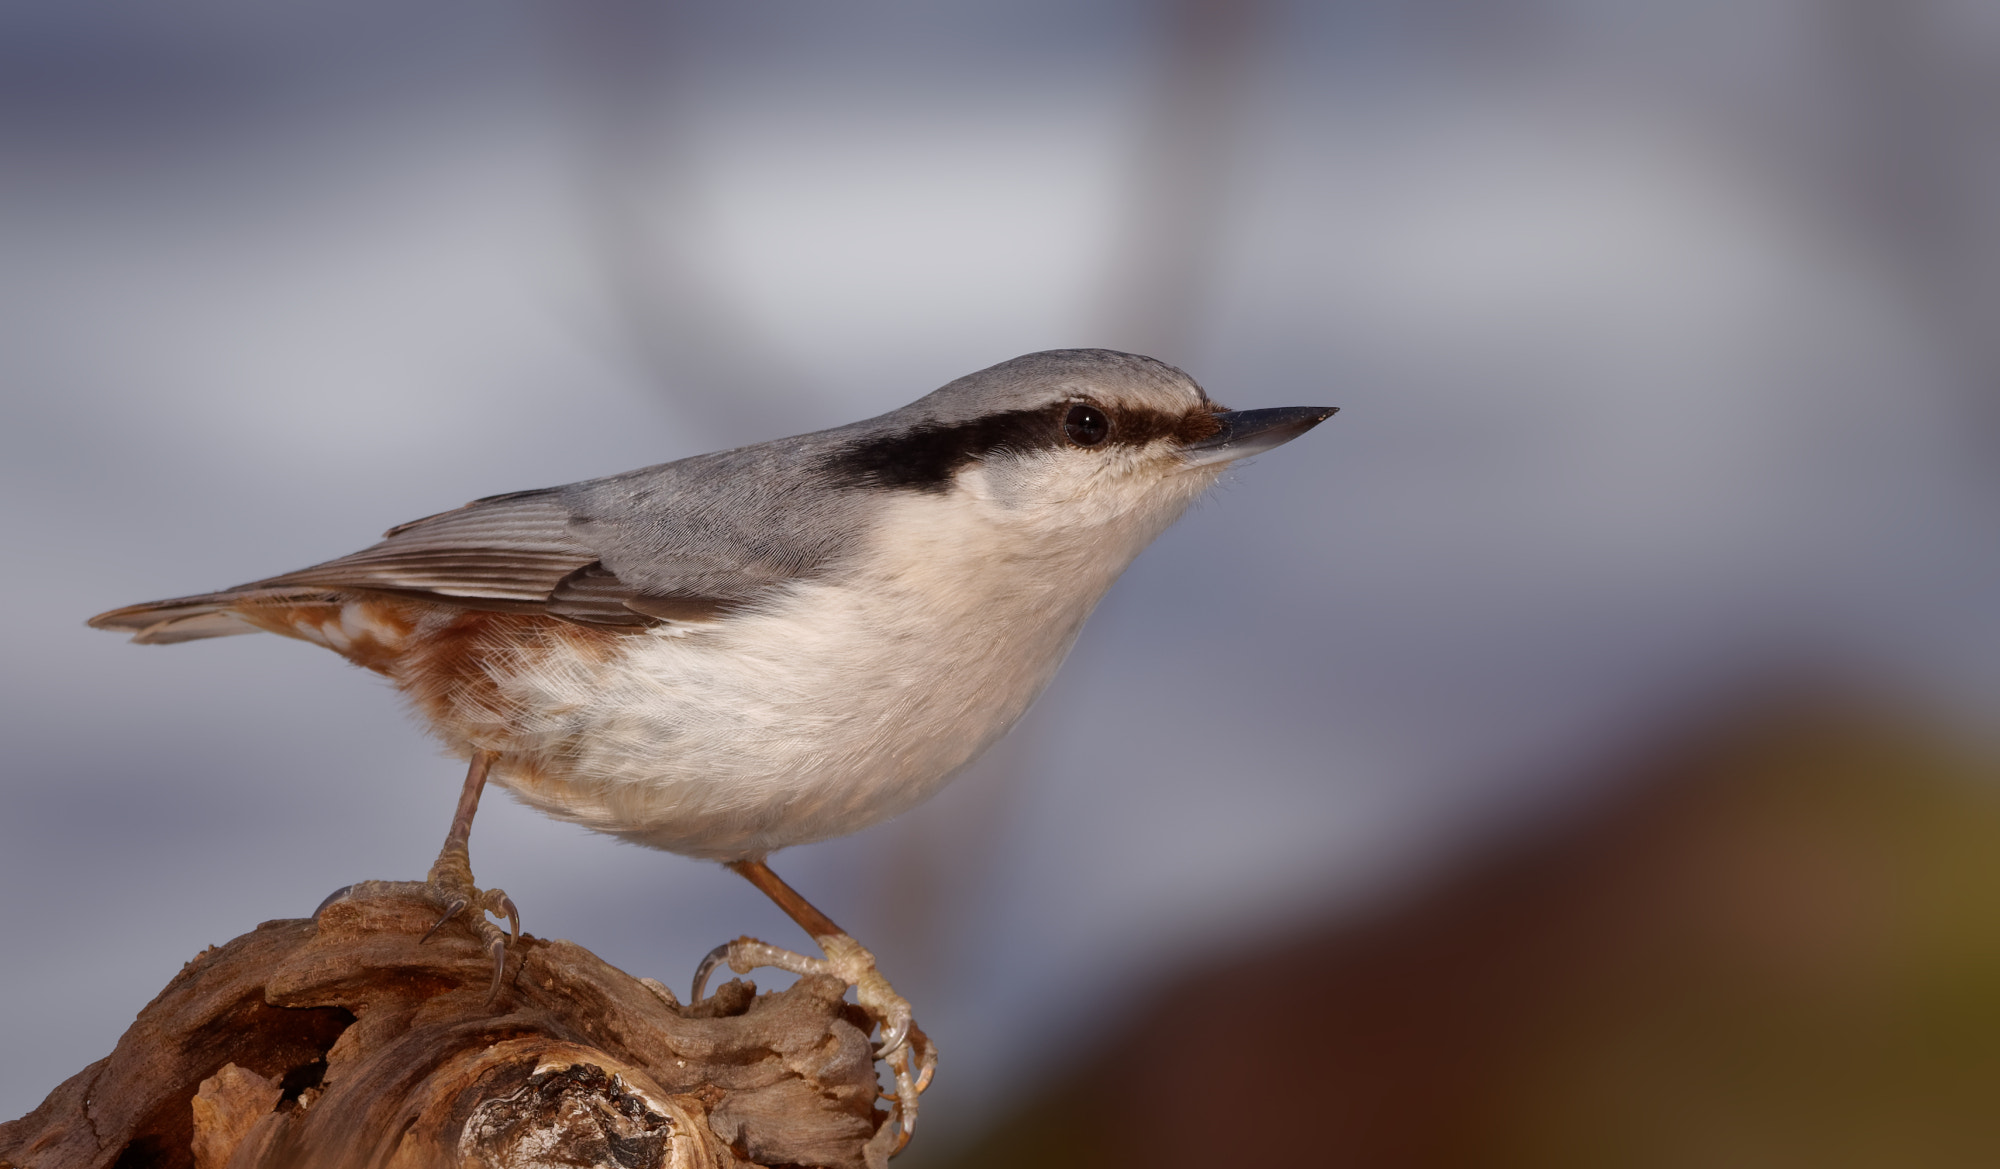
[419,897,469,944]
[311,884,356,922]
[493,892,521,943]
[909,1025,937,1096]
[690,941,733,1003]
[486,936,508,1001]
[874,1018,910,1063]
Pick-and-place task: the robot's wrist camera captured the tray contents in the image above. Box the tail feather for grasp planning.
[88,588,339,645]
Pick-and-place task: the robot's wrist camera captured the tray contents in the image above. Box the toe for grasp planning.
[493,891,520,942]
[884,1041,923,1148]
[690,937,832,1003]
[853,973,915,1061]
[878,1023,937,1153]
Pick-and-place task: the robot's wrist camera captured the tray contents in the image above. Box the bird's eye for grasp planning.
[1064,404,1110,447]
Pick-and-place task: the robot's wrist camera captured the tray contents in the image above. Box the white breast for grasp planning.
[476,466,1201,860]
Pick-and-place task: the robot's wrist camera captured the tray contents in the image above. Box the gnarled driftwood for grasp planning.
[0,891,897,1169]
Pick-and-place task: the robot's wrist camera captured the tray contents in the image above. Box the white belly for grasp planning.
[483,581,1081,858]
[475,486,1164,859]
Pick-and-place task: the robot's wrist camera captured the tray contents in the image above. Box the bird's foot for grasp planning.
[693,933,937,1150]
[312,843,520,1000]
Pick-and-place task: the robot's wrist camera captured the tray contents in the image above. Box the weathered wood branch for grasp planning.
[0,892,898,1169]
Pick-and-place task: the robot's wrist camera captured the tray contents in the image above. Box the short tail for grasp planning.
[88,587,336,645]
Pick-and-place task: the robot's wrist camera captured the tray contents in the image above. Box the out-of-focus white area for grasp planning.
[2,0,1996,1139]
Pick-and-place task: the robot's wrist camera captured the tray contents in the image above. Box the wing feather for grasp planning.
[260,490,596,602]
[92,444,857,642]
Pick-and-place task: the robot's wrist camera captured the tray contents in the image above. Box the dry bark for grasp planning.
[0,891,897,1169]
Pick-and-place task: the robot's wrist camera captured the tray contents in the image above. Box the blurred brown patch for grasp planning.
[931,694,2000,1168]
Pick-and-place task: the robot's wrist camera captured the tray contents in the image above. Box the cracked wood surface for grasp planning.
[0,893,895,1169]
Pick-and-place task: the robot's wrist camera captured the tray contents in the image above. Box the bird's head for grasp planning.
[826,349,1334,542]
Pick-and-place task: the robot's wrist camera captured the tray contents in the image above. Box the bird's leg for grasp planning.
[692,859,937,1150]
[314,750,520,998]
[417,749,522,955]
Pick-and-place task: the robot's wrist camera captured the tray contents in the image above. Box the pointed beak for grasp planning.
[1183,406,1338,467]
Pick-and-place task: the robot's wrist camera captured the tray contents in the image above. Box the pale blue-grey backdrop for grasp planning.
[3,0,1997,1145]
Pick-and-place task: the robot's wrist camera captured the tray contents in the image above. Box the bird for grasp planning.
[89,348,1334,1144]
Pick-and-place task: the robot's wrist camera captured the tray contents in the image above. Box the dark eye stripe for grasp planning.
[821,402,1225,492]
[1116,402,1225,447]
[820,408,1055,490]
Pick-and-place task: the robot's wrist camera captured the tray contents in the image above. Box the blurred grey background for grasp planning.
[3,0,1998,1159]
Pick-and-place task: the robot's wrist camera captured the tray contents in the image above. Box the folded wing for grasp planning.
[88,487,743,642]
